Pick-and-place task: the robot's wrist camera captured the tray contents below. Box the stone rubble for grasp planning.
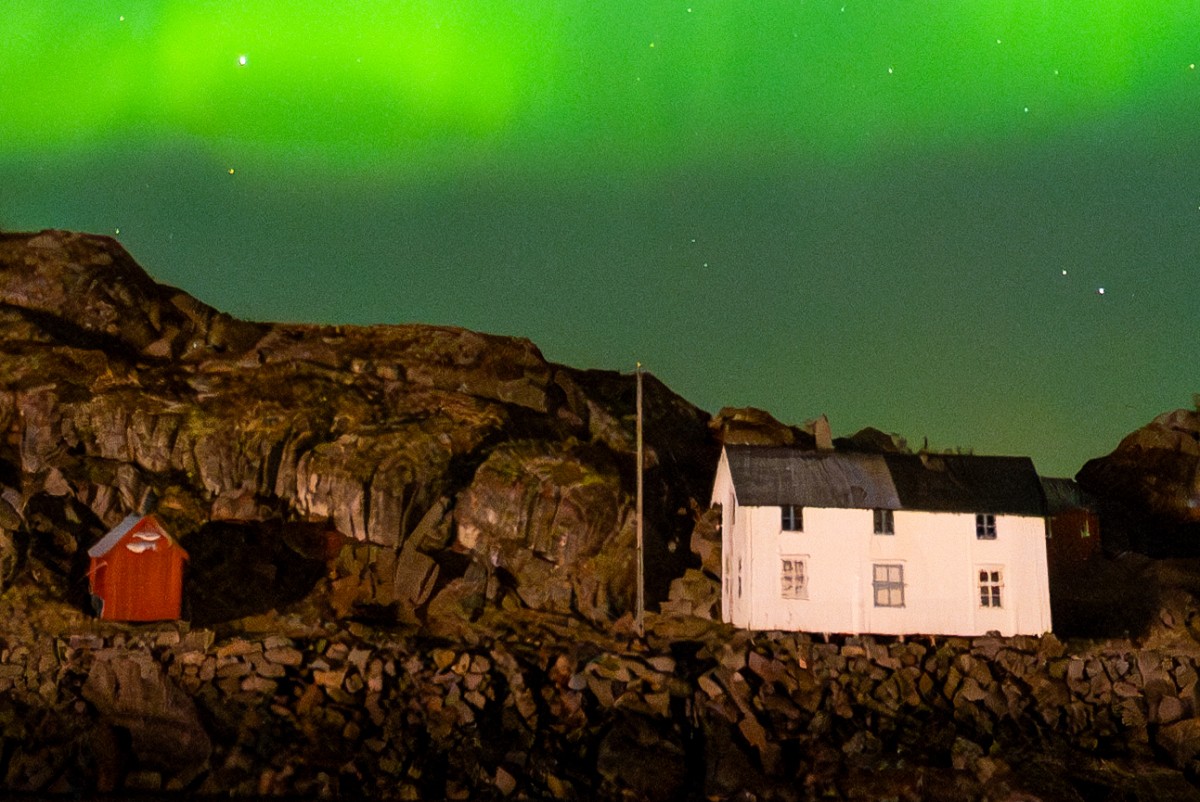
[3,609,1200,800]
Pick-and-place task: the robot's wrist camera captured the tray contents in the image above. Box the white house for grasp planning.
[711,446,1052,637]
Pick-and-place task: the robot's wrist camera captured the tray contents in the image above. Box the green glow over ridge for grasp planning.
[3,1,1198,172]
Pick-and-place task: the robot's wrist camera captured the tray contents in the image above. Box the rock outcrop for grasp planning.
[1077,408,1200,555]
[709,406,814,447]
[0,229,715,625]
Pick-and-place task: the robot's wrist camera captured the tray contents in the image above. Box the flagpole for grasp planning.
[636,363,645,638]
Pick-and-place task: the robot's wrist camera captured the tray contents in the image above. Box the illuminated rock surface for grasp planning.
[4,230,1200,799]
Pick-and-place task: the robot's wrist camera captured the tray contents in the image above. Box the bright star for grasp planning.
[238,55,248,66]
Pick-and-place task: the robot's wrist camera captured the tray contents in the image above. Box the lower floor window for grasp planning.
[872,563,905,607]
[781,557,808,599]
[979,569,1003,608]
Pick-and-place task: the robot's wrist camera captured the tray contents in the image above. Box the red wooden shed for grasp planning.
[87,514,188,621]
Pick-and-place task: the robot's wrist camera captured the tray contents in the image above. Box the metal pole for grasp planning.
[636,363,645,637]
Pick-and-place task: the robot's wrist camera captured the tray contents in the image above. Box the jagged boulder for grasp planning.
[709,406,813,447]
[1077,408,1200,555]
[836,426,912,454]
[81,650,211,783]
[1156,718,1200,771]
[689,504,722,577]
[452,440,636,622]
[595,714,688,801]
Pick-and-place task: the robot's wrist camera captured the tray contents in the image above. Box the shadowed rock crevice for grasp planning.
[181,521,332,626]
[1047,553,1163,640]
[3,304,145,365]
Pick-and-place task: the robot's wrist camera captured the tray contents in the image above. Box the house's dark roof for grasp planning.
[725,446,1045,516]
[725,447,900,508]
[882,454,1045,516]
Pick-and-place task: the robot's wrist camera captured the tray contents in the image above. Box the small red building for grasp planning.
[87,514,188,621]
[1041,477,1102,566]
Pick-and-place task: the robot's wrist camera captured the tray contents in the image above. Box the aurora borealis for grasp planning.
[2,2,1198,475]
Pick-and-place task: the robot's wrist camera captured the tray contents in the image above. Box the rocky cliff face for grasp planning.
[0,229,715,625]
[1077,409,1200,556]
[7,230,1200,800]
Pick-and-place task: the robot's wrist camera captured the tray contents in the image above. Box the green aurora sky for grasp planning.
[2,1,1199,476]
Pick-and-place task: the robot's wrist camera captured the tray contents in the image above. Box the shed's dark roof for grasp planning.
[87,513,179,559]
[725,446,1045,516]
[88,513,143,558]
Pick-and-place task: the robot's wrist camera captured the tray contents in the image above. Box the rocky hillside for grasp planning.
[0,229,717,628]
[9,229,1200,800]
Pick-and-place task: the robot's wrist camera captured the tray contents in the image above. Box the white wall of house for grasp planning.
[712,454,1054,637]
[714,454,742,628]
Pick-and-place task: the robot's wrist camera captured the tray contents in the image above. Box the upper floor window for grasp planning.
[781,505,803,532]
[873,508,894,535]
[976,513,997,540]
[872,563,905,608]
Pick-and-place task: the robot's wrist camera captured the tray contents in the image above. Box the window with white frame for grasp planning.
[975,513,997,540]
[873,508,894,535]
[978,568,1003,608]
[872,563,905,607]
[781,557,808,600]
[781,504,803,532]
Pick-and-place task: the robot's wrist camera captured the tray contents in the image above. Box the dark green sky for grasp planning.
[3,1,1198,475]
